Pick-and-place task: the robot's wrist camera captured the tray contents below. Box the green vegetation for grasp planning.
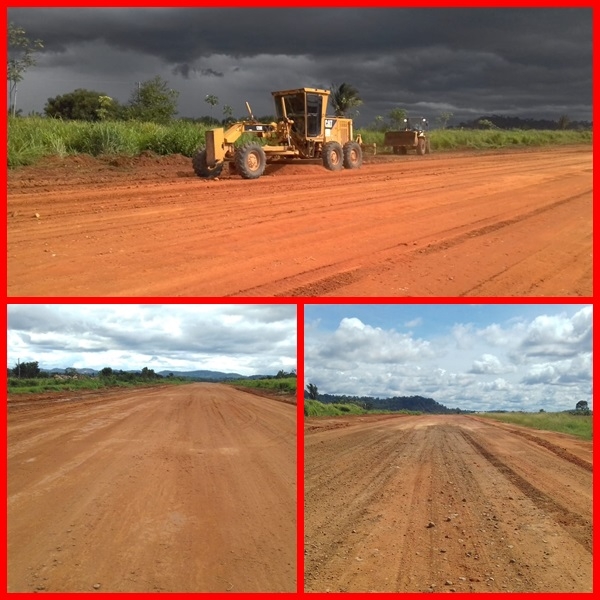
[7,363,191,394]
[7,375,190,394]
[305,399,368,417]
[304,398,420,417]
[228,376,296,394]
[479,411,592,441]
[7,116,207,167]
[357,127,591,153]
[7,115,592,169]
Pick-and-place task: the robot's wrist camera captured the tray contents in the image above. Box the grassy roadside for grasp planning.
[477,411,592,441]
[8,116,592,168]
[304,399,420,417]
[227,377,296,394]
[7,376,192,395]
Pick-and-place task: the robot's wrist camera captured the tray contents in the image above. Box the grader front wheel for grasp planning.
[235,142,267,179]
[322,141,343,171]
[192,149,224,178]
[343,141,363,169]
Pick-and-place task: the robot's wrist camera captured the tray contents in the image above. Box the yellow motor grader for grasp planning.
[192,87,363,179]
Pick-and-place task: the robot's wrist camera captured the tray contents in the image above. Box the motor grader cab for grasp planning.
[192,87,363,180]
[384,117,431,156]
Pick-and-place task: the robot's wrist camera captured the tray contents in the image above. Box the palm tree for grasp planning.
[330,82,363,117]
[306,383,319,400]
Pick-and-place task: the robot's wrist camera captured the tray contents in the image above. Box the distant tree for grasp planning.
[576,400,589,411]
[96,95,115,121]
[222,103,234,124]
[306,382,319,400]
[330,82,362,117]
[436,111,453,129]
[477,118,496,130]
[8,23,43,117]
[557,114,571,130]
[11,360,40,378]
[539,408,545,413]
[45,89,121,121]
[64,367,78,376]
[100,367,113,377]
[205,94,219,120]
[388,107,407,129]
[371,115,386,131]
[128,76,179,124]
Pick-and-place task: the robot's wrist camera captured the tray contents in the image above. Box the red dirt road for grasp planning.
[8,384,296,592]
[7,146,591,297]
[304,414,592,592]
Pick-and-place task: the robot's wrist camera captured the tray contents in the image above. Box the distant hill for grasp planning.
[41,367,247,380]
[456,114,592,131]
[313,393,463,414]
[156,370,245,380]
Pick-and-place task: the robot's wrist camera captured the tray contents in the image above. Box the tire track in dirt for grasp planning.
[8,146,591,297]
[238,189,588,297]
[304,415,591,592]
[8,384,296,592]
[459,430,591,552]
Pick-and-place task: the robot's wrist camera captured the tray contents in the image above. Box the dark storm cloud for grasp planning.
[8,8,591,123]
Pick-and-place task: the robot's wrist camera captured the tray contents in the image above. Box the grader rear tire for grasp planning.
[322,141,343,171]
[192,149,224,178]
[235,142,267,179]
[343,141,363,169]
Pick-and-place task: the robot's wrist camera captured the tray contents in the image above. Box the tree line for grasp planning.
[8,361,166,381]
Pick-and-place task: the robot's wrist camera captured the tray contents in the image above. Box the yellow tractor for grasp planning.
[383,117,431,156]
[192,87,363,179]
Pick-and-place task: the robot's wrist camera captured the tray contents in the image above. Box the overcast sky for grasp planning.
[304,304,592,413]
[7,304,297,375]
[8,7,592,126]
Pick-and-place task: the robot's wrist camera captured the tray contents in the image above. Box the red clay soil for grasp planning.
[304,414,592,592]
[8,383,296,592]
[7,146,592,297]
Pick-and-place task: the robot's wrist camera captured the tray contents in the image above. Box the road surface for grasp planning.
[8,384,297,592]
[7,146,592,297]
[304,414,592,592]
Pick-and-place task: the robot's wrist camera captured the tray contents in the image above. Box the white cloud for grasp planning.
[7,304,297,375]
[305,305,592,412]
[469,353,515,374]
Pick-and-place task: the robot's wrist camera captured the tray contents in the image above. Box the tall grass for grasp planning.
[7,376,191,394]
[305,399,367,416]
[8,116,592,168]
[356,127,591,153]
[228,377,296,394]
[478,411,592,441]
[304,399,420,417]
[8,117,208,167]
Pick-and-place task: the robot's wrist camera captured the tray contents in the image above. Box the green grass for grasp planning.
[8,116,592,168]
[7,376,191,394]
[478,411,592,441]
[304,399,420,417]
[7,117,208,167]
[228,377,296,394]
[356,127,591,154]
[305,399,368,416]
